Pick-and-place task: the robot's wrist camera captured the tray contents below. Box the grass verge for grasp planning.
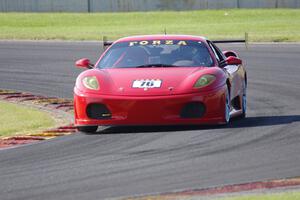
[219,191,300,200]
[0,9,299,42]
[0,101,55,138]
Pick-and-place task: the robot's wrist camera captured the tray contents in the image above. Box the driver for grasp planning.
[192,46,213,66]
[117,46,149,67]
[172,45,213,67]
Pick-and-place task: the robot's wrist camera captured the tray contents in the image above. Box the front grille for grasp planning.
[180,102,205,118]
[86,103,111,119]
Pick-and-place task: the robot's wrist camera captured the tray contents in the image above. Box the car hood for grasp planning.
[78,67,221,96]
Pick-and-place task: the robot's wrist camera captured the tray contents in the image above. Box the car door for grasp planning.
[207,40,242,100]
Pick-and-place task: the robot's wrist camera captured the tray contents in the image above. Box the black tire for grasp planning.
[223,88,231,124]
[77,126,98,133]
[239,82,247,119]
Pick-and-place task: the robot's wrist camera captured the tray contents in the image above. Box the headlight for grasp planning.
[82,76,99,90]
[194,74,216,88]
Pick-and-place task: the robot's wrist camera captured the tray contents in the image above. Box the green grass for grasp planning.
[0,9,299,42]
[219,191,300,200]
[0,101,55,137]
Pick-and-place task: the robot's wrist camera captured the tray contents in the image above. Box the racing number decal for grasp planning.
[141,80,154,87]
[132,79,162,88]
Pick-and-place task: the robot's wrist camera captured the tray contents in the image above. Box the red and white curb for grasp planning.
[122,178,300,200]
[0,89,77,149]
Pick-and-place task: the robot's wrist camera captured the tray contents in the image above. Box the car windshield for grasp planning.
[97,40,214,68]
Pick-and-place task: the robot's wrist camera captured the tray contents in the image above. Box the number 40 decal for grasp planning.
[132,79,162,88]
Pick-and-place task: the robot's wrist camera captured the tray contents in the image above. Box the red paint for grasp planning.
[76,58,92,69]
[0,137,45,149]
[226,56,242,65]
[0,92,22,96]
[74,86,227,126]
[4,94,35,99]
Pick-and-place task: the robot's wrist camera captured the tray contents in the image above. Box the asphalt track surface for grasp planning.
[0,41,300,200]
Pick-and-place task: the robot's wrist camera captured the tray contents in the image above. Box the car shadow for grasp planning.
[92,115,300,135]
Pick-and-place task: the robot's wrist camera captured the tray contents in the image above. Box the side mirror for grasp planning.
[75,58,94,69]
[226,56,242,65]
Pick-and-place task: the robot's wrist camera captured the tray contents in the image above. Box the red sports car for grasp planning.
[74,35,247,133]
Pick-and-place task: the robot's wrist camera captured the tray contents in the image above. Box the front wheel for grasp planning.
[77,126,98,133]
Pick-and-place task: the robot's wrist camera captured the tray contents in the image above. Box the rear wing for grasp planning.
[102,33,249,49]
[103,36,113,49]
[212,33,249,49]
[104,41,113,46]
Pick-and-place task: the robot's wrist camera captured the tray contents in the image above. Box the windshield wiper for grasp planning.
[135,64,180,68]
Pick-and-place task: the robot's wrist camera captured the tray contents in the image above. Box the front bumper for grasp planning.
[74,86,227,126]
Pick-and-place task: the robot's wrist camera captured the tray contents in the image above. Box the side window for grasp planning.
[207,41,225,63]
[212,43,226,62]
[207,41,219,61]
